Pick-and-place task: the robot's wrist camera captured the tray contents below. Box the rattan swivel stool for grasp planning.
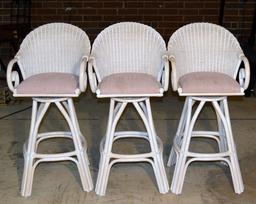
[6,23,93,197]
[88,22,170,196]
[167,23,250,194]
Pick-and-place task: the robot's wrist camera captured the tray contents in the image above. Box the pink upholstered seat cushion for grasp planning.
[15,73,79,96]
[178,72,243,96]
[97,73,163,97]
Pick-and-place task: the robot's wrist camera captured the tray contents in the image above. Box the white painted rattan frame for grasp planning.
[21,97,93,197]
[88,22,169,196]
[167,96,244,194]
[167,23,248,195]
[6,23,93,197]
[95,97,169,196]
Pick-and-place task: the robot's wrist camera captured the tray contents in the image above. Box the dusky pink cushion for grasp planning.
[16,73,79,96]
[97,73,162,96]
[178,72,242,95]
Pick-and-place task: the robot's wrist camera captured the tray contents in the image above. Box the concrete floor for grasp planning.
[1,92,256,204]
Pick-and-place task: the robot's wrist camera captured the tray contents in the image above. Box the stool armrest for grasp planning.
[88,56,101,93]
[6,57,20,93]
[159,55,170,92]
[169,55,177,91]
[239,54,250,90]
[79,55,89,92]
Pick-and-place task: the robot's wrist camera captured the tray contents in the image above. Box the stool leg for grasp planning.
[95,99,127,196]
[171,98,205,194]
[134,99,169,194]
[68,99,94,192]
[145,99,169,193]
[21,100,50,197]
[63,100,90,166]
[213,99,244,194]
[217,100,228,152]
[167,98,188,167]
[55,99,93,192]
[170,97,192,194]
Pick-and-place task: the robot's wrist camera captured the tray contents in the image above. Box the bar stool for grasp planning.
[6,23,93,197]
[88,22,170,196]
[167,23,250,194]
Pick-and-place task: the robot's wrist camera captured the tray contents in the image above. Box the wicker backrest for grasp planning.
[168,23,244,90]
[91,22,166,79]
[16,23,90,79]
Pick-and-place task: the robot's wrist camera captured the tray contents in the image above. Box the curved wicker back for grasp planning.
[16,23,90,79]
[168,23,244,90]
[91,22,166,79]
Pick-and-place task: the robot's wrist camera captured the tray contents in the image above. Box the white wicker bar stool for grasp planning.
[6,23,93,197]
[167,23,250,194]
[88,22,170,196]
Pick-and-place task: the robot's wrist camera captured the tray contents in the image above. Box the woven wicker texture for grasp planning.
[16,23,90,79]
[168,22,244,91]
[91,22,166,79]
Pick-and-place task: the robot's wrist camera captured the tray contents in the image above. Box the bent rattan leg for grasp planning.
[169,96,244,195]
[21,98,93,197]
[95,98,169,196]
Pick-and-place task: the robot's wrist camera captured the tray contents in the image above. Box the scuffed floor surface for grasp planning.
[0,92,256,204]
